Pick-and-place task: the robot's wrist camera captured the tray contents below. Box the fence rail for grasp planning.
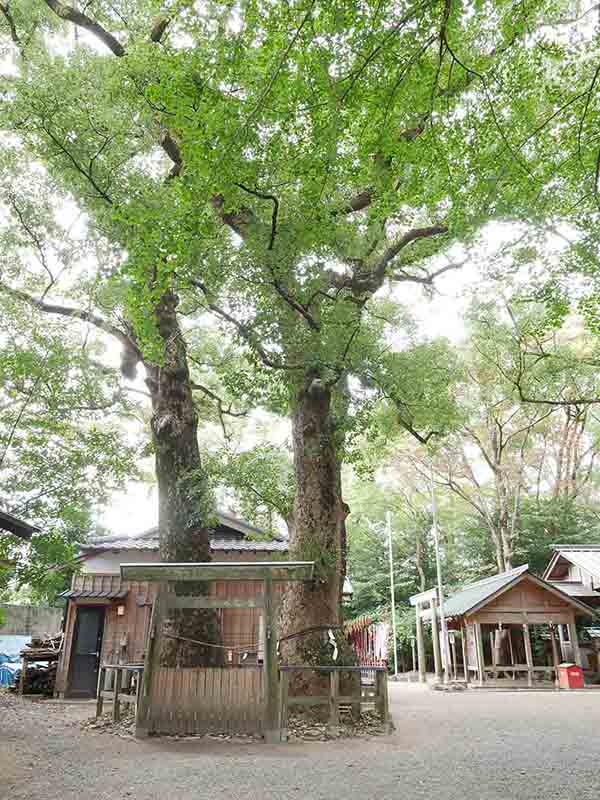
[278,665,393,740]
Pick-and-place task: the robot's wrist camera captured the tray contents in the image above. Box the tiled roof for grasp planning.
[59,588,128,600]
[80,511,288,554]
[545,545,600,581]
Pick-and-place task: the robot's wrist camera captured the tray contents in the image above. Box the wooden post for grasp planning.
[450,633,458,682]
[550,625,560,688]
[523,623,534,688]
[135,583,166,738]
[415,604,426,683]
[376,669,393,734]
[327,670,340,734]
[474,622,485,686]
[490,631,497,679]
[112,667,122,722]
[507,628,515,680]
[278,670,289,742]
[263,573,280,743]
[568,621,582,667]
[558,623,567,661]
[18,655,26,695]
[461,626,469,684]
[96,667,106,717]
[430,599,442,683]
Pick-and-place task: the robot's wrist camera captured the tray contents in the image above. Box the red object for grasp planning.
[558,663,584,689]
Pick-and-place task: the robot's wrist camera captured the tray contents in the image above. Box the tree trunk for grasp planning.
[145,291,221,667]
[279,372,353,668]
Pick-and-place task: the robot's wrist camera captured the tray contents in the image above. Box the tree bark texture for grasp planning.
[145,291,221,667]
[279,372,354,671]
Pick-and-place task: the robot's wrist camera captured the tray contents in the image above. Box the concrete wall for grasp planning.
[0,604,63,636]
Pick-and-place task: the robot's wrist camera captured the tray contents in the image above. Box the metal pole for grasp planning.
[386,510,399,678]
[431,466,451,683]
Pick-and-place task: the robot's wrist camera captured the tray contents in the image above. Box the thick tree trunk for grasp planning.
[145,291,221,667]
[279,372,353,667]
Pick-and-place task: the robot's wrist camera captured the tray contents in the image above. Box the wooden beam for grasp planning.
[121,561,314,583]
[169,595,265,609]
[409,587,438,607]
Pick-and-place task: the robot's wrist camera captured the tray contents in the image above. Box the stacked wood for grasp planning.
[14,632,63,695]
[13,662,57,695]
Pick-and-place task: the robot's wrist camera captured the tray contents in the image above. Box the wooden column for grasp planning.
[474,622,485,686]
[550,625,560,688]
[327,670,340,734]
[450,634,458,682]
[461,626,469,684]
[558,623,567,661]
[96,667,106,717]
[112,667,122,722]
[376,669,394,734]
[490,631,498,679]
[135,582,166,738]
[278,670,289,742]
[415,604,426,683]
[568,621,582,667]
[263,573,280,743]
[430,599,442,683]
[523,623,534,688]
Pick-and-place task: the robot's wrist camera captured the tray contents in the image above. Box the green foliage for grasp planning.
[204,444,294,532]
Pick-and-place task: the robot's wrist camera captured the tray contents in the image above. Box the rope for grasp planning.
[162,632,259,653]
[278,624,344,643]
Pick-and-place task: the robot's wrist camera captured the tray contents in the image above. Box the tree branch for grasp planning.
[42,0,125,57]
[188,279,302,371]
[0,2,21,50]
[234,182,279,251]
[373,224,449,283]
[0,281,139,357]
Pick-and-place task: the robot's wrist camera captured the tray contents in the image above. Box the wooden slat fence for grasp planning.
[146,666,264,735]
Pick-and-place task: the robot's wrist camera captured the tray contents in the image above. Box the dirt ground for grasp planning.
[2,682,600,800]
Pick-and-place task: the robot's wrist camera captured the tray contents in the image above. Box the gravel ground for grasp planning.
[2,683,600,800]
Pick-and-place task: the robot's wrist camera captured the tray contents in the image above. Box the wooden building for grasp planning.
[544,544,600,665]
[55,513,288,698]
[411,565,596,687]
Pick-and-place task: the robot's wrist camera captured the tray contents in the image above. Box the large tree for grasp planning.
[0,0,582,658]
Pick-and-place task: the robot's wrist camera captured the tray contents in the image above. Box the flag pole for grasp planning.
[431,464,451,683]
[386,509,399,678]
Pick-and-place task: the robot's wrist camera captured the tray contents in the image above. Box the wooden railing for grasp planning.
[96,664,144,722]
[278,665,393,740]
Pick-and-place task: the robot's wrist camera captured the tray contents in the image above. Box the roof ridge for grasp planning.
[551,544,600,551]
[453,564,528,594]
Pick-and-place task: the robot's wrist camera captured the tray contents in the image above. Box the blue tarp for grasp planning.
[0,635,29,656]
[0,663,18,686]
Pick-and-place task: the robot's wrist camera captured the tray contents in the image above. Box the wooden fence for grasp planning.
[146,666,264,734]
[279,665,393,739]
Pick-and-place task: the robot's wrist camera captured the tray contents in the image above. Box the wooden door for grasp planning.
[68,605,105,697]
